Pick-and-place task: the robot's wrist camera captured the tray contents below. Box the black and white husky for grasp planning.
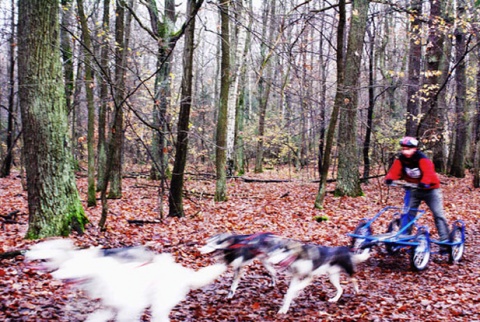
[199,232,285,298]
[268,240,370,314]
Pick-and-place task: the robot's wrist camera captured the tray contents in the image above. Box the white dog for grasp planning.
[50,246,226,322]
[24,238,76,271]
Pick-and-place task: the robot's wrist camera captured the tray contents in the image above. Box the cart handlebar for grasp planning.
[389,180,419,189]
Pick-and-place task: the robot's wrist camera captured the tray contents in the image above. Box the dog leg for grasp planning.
[228,265,244,299]
[85,309,115,322]
[115,306,144,322]
[351,277,359,294]
[150,308,171,322]
[327,273,343,302]
[278,276,313,314]
[260,258,277,286]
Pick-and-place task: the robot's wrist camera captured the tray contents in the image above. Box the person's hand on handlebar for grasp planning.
[417,182,430,189]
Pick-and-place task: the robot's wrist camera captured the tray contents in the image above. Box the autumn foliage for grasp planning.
[0,170,479,321]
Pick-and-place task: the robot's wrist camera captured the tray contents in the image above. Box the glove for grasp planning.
[418,182,430,189]
[385,179,393,185]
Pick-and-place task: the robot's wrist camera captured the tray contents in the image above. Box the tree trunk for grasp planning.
[474,46,480,187]
[315,0,346,208]
[418,0,447,172]
[335,0,369,197]
[254,1,275,173]
[168,0,202,217]
[108,0,128,199]
[77,0,96,207]
[60,0,75,118]
[317,5,328,181]
[226,0,247,177]
[363,25,375,181]
[0,0,15,177]
[96,0,110,192]
[234,0,253,176]
[405,0,422,136]
[100,0,133,228]
[215,0,230,202]
[433,18,452,173]
[449,0,467,178]
[148,0,176,183]
[18,0,87,239]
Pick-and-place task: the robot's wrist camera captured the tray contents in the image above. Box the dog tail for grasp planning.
[189,263,227,289]
[351,248,370,264]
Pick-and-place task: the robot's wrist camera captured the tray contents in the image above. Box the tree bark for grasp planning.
[96,0,110,192]
[77,0,96,207]
[363,25,375,181]
[405,0,422,137]
[234,0,253,176]
[18,0,87,238]
[226,0,249,176]
[108,0,129,199]
[60,0,75,125]
[0,0,15,177]
[474,47,480,187]
[215,0,230,202]
[168,0,203,217]
[254,1,275,173]
[418,0,447,172]
[449,0,467,178]
[315,0,346,208]
[335,0,369,197]
[148,0,176,184]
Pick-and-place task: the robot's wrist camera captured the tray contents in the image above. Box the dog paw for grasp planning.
[278,307,289,314]
[328,298,339,303]
[227,291,234,299]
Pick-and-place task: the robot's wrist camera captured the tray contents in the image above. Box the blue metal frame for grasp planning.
[347,206,427,249]
[348,185,466,253]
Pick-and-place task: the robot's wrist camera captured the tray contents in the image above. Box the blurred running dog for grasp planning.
[24,238,77,271]
[26,240,226,322]
[24,239,155,272]
[268,240,370,314]
[199,232,285,298]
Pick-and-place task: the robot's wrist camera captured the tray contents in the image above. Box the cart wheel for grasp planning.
[351,221,371,253]
[410,230,430,271]
[448,226,465,263]
[385,218,401,255]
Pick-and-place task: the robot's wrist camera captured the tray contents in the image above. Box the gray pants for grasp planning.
[409,188,450,241]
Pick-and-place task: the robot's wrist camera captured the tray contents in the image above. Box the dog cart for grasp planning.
[348,181,465,271]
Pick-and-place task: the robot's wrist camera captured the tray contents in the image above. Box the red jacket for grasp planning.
[385,151,440,189]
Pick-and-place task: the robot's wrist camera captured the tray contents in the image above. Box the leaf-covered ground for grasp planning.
[1,169,479,321]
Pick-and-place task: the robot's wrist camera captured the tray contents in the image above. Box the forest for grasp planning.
[0,0,479,321]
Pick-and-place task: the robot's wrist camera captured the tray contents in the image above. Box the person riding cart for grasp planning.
[384,136,450,251]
